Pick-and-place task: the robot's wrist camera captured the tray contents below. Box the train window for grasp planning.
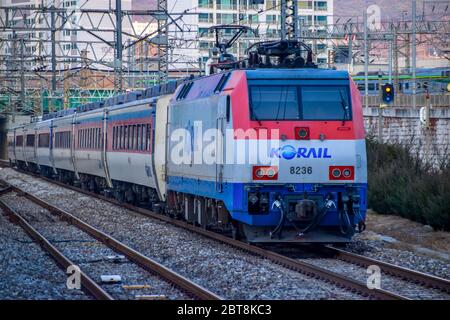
[141,125,146,151]
[56,132,69,149]
[141,125,146,150]
[26,134,35,147]
[124,126,128,149]
[16,135,23,146]
[137,125,141,151]
[38,133,50,148]
[92,129,96,149]
[134,125,138,150]
[146,124,151,151]
[249,86,300,120]
[135,125,139,150]
[93,128,96,149]
[214,73,231,93]
[118,126,122,149]
[368,83,375,91]
[82,130,85,149]
[95,128,98,149]
[116,127,120,150]
[118,127,122,149]
[301,86,351,121]
[99,128,102,149]
[131,125,136,150]
[114,127,118,150]
[177,82,194,100]
[130,126,134,150]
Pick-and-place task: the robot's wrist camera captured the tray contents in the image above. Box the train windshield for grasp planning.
[249,85,352,121]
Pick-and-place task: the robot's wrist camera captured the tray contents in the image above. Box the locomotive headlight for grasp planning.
[255,168,265,178]
[253,166,278,180]
[295,127,310,140]
[260,193,269,205]
[332,168,342,178]
[342,168,352,178]
[329,166,354,180]
[248,193,259,204]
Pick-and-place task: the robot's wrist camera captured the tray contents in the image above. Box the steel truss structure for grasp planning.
[0,1,449,118]
[0,1,191,116]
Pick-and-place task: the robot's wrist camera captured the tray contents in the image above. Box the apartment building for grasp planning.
[193,0,334,64]
[1,0,132,71]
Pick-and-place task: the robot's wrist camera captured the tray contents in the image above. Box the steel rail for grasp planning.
[0,180,221,301]
[6,170,407,300]
[0,195,114,300]
[322,245,450,294]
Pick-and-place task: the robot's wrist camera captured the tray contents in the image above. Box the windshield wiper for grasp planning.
[339,89,350,126]
[250,105,262,126]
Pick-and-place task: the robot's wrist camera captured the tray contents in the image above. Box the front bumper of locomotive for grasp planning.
[231,183,367,243]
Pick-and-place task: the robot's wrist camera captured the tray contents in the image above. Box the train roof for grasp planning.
[245,68,350,80]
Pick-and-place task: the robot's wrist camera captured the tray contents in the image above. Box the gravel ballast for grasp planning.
[0,191,190,300]
[0,208,88,300]
[0,168,364,300]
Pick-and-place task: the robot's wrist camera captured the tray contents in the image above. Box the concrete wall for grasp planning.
[363,107,450,167]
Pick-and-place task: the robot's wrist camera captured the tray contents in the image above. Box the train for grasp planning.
[8,35,368,244]
[352,67,450,95]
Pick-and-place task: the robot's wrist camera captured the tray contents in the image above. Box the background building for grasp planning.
[166,0,334,69]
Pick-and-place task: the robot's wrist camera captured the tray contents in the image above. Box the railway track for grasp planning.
[0,180,221,301]
[2,169,413,300]
[320,246,450,294]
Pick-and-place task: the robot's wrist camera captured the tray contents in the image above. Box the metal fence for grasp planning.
[365,94,450,108]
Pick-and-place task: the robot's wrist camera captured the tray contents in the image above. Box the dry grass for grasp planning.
[367,137,450,231]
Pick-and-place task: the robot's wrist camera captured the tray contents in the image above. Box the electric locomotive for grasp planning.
[8,26,367,243]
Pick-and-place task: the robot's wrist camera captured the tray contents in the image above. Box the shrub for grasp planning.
[366,137,450,231]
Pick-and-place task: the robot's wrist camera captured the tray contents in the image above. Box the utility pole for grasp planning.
[388,31,393,84]
[412,0,417,109]
[115,0,123,93]
[63,64,69,110]
[280,0,299,40]
[281,0,287,40]
[157,0,168,83]
[127,39,132,89]
[292,0,299,39]
[20,39,25,114]
[348,24,353,74]
[378,70,383,142]
[10,31,17,123]
[50,5,56,112]
[363,9,369,108]
[393,27,399,104]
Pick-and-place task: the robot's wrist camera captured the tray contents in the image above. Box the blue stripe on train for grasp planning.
[167,175,367,227]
